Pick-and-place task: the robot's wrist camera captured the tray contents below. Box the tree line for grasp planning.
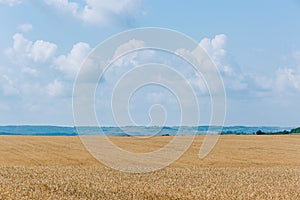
[256,127,300,135]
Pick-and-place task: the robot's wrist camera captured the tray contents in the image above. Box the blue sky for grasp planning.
[0,0,300,126]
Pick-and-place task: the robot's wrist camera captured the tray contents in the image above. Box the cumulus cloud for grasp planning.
[44,0,78,15]
[44,0,142,26]
[47,79,64,96]
[177,34,300,96]
[197,34,254,93]
[198,35,300,94]
[17,23,33,33]
[112,39,145,67]
[113,39,145,59]
[53,42,91,79]
[199,34,228,72]
[199,34,226,56]
[6,33,57,63]
[31,40,58,62]
[0,0,22,6]
[174,34,232,95]
[276,68,300,92]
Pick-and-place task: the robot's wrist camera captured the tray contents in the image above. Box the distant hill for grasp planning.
[0,125,296,136]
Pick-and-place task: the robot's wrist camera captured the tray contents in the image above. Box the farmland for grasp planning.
[0,135,299,199]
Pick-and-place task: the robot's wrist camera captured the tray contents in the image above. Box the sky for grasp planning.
[0,0,300,127]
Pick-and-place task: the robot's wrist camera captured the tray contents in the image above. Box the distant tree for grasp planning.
[276,130,290,135]
[282,130,290,134]
[290,127,300,134]
[256,130,266,135]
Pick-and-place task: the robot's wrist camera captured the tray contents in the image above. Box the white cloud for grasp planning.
[174,35,231,95]
[44,0,78,15]
[81,0,141,25]
[54,42,91,79]
[196,34,253,93]
[31,40,57,62]
[199,34,228,71]
[199,38,300,95]
[0,0,22,6]
[113,39,145,59]
[47,79,64,96]
[7,33,32,59]
[200,34,226,56]
[112,39,145,67]
[18,23,33,33]
[44,0,142,26]
[178,34,297,96]
[6,33,57,63]
[276,68,300,92]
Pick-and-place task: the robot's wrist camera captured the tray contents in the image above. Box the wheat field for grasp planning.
[0,135,299,199]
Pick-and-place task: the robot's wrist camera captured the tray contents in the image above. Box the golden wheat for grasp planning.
[0,166,299,199]
[0,135,299,199]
